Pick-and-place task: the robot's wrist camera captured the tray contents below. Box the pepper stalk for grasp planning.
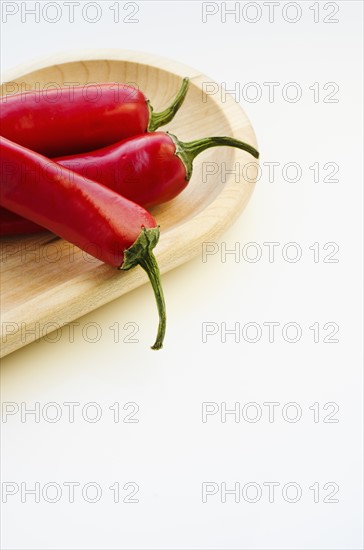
[121,226,166,350]
[148,78,190,132]
[169,133,260,180]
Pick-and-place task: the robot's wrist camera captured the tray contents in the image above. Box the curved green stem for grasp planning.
[148,77,190,132]
[168,133,260,180]
[120,227,166,350]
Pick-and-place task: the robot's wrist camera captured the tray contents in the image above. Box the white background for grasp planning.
[0,1,363,549]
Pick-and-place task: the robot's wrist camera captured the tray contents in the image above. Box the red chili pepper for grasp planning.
[0,136,166,350]
[0,78,189,157]
[0,132,259,236]
[0,207,41,235]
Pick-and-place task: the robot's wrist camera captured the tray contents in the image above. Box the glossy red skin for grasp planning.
[57,132,187,207]
[0,208,44,235]
[0,133,188,236]
[0,137,156,267]
[0,84,149,157]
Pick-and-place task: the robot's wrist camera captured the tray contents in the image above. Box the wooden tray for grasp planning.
[0,49,259,357]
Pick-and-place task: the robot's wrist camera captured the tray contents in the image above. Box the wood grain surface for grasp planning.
[0,49,259,357]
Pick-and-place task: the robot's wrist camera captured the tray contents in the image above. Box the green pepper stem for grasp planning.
[138,252,166,350]
[148,77,190,132]
[168,133,260,180]
[120,227,166,350]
